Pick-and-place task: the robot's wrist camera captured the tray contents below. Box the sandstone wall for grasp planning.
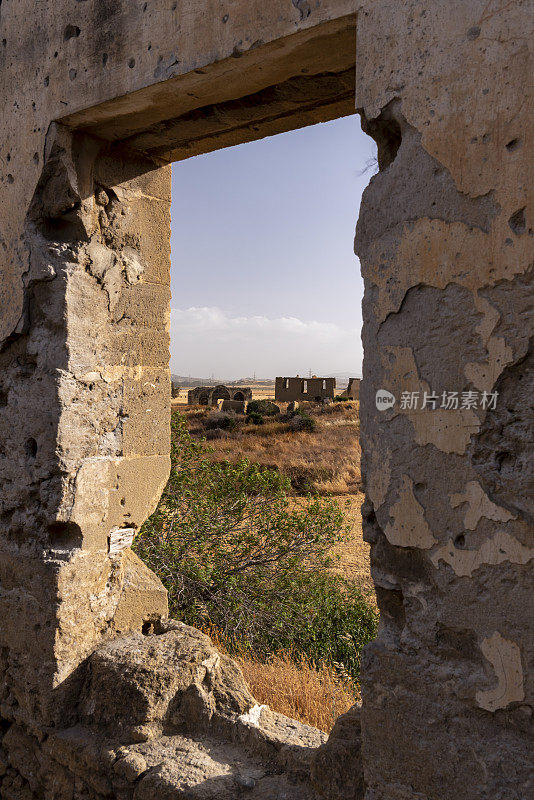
[355,2,533,798]
[0,1,532,798]
[0,0,357,732]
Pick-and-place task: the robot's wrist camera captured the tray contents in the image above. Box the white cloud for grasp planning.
[170,306,362,379]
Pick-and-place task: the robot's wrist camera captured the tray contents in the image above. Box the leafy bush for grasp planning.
[134,414,377,680]
[245,411,264,425]
[247,399,280,417]
[288,410,317,432]
[333,394,349,402]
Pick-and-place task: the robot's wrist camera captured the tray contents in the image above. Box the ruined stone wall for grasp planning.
[275,377,336,401]
[0,0,532,798]
[355,2,533,798]
[345,378,360,400]
[0,123,171,731]
[0,0,356,737]
[187,385,253,405]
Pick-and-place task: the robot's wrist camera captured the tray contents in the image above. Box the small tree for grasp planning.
[134,415,377,679]
[247,399,279,416]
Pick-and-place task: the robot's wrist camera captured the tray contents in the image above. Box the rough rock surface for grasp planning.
[1,621,329,799]
[0,1,532,799]
[355,3,533,799]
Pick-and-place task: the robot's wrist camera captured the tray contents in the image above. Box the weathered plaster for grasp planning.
[476,632,525,712]
[356,3,533,799]
[431,529,533,578]
[384,476,436,550]
[1,1,532,799]
[450,480,516,530]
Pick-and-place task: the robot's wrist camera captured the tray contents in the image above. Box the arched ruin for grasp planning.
[0,2,532,798]
[188,385,253,405]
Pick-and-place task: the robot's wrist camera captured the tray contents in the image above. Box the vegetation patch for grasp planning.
[182,402,361,495]
[134,414,377,683]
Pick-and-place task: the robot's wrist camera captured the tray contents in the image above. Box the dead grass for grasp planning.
[237,651,356,732]
[329,493,376,598]
[206,628,357,732]
[182,401,361,496]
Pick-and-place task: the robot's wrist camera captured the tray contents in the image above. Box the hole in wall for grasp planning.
[508,207,526,235]
[142,619,165,636]
[24,437,38,459]
[360,100,402,170]
[64,25,81,41]
[48,521,83,550]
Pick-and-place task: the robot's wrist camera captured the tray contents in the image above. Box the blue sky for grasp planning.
[170,114,377,380]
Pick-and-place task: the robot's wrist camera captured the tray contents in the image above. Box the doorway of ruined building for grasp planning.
[51,8,379,738]
[156,113,376,729]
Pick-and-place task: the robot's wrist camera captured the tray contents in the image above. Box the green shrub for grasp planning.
[289,410,316,432]
[247,399,280,417]
[134,414,378,680]
[245,411,264,425]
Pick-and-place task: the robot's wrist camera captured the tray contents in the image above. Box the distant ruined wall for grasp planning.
[345,378,360,400]
[187,385,253,405]
[275,377,336,401]
[0,0,532,799]
[355,2,533,798]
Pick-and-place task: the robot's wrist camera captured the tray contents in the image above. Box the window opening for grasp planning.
[136,115,378,733]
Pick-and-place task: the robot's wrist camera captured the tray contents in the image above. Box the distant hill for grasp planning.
[171,373,360,387]
[171,375,274,386]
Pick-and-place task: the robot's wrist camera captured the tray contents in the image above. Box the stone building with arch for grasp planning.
[187,384,253,406]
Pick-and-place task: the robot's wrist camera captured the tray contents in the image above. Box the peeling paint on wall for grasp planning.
[476,632,525,712]
[430,530,533,578]
[450,481,516,529]
[384,475,437,549]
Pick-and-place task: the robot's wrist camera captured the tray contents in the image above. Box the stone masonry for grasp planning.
[275,376,336,402]
[187,385,253,406]
[0,1,532,799]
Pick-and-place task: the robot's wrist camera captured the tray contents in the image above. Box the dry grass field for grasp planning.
[173,399,373,729]
[235,651,356,732]
[204,630,357,733]
[182,401,362,496]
